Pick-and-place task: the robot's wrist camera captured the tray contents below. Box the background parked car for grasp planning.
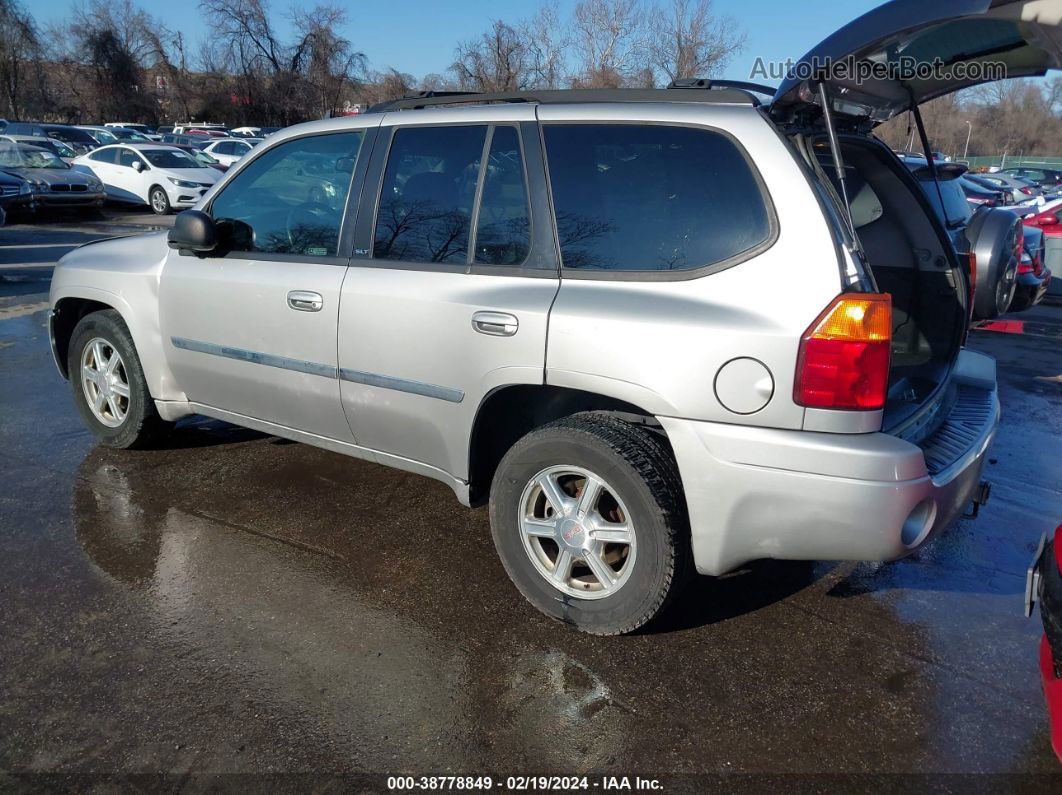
[1001,166,1062,190]
[965,173,1016,204]
[0,134,77,162]
[977,173,1045,205]
[161,133,210,149]
[201,137,261,166]
[1023,201,1062,236]
[104,123,158,139]
[0,168,34,217]
[960,176,1005,207]
[80,126,153,145]
[0,143,103,214]
[73,143,219,214]
[171,144,229,172]
[1027,522,1062,763]
[1,122,98,156]
[1011,225,1052,311]
[897,153,1020,321]
[230,126,281,137]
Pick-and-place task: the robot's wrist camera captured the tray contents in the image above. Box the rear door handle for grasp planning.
[472,311,519,337]
[287,290,323,312]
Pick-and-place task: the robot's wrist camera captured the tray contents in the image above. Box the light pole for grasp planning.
[963,120,973,160]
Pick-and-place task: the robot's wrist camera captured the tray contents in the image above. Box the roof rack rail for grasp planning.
[367,86,760,113]
[667,78,777,98]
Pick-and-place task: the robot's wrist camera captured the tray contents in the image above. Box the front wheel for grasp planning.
[67,310,173,448]
[149,186,171,215]
[489,414,691,635]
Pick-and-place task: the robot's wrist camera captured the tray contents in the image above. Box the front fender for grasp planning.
[49,233,184,401]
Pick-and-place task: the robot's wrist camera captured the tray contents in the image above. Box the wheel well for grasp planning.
[52,298,112,379]
[467,385,665,506]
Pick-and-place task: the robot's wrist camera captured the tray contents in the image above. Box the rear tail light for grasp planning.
[1022,187,1034,195]
[794,293,892,411]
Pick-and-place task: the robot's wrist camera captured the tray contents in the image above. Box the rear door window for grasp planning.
[543,124,771,272]
[473,126,530,266]
[373,125,486,264]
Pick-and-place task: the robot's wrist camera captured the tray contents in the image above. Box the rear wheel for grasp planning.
[489,414,691,635]
[149,186,170,215]
[68,310,173,449]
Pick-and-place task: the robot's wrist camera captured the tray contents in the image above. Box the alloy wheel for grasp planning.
[518,465,637,599]
[80,337,130,428]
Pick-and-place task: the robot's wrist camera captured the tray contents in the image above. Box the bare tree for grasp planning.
[450,20,529,92]
[295,4,366,118]
[0,0,42,118]
[647,0,746,83]
[523,3,567,89]
[200,0,365,124]
[358,68,416,106]
[570,0,647,88]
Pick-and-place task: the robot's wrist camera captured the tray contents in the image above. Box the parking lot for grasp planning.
[1,210,1061,785]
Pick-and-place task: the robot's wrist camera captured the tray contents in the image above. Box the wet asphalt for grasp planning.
[1,213,1061,788]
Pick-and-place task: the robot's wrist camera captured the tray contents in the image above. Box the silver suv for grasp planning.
[48,1,1054,634]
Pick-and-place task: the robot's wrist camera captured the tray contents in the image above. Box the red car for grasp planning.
[1027,523,1062,763]
[1025,206,1062,236]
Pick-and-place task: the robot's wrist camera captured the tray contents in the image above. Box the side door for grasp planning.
[338,108,559,481]
[111,147,150,203]
[159,123,378,441]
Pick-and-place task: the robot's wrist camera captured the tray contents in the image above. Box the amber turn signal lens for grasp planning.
[806,294,891,342]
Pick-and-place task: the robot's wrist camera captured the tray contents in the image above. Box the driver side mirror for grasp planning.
[132,160,144,172]
[168,210,217,254]
[1039,213,1060,226]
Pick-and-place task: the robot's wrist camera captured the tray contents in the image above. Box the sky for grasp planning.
[29,0,885,85]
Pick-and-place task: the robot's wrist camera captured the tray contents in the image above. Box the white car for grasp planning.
[201,137,261,167]
[73,143,220,214]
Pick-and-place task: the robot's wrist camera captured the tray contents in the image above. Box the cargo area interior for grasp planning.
[814,138,967,433]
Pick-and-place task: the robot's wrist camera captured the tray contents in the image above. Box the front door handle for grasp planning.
[287,290,323,312]
[472,311,519,337]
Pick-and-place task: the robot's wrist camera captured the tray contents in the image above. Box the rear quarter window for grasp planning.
[543,124,772,273]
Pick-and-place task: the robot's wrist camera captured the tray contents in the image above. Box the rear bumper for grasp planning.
[661,349,999,576]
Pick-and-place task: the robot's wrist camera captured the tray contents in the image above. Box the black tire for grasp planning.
[489,414,691,635]
[67,309,173,449]
[148,185,170,215]
[1041,540,1062,679]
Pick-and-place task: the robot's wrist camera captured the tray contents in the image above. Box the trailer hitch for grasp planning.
[964,480,992,520]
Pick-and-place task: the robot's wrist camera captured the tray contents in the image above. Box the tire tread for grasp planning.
[492,412,691,635]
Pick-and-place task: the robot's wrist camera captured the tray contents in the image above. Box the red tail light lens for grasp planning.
[1021,187,1034,195]
[794,294,892,411]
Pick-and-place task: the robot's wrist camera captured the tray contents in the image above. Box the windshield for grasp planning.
[194,151,219,165]
[143,149,201,169]
[92,129,118,143]
[0,145,67,169]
